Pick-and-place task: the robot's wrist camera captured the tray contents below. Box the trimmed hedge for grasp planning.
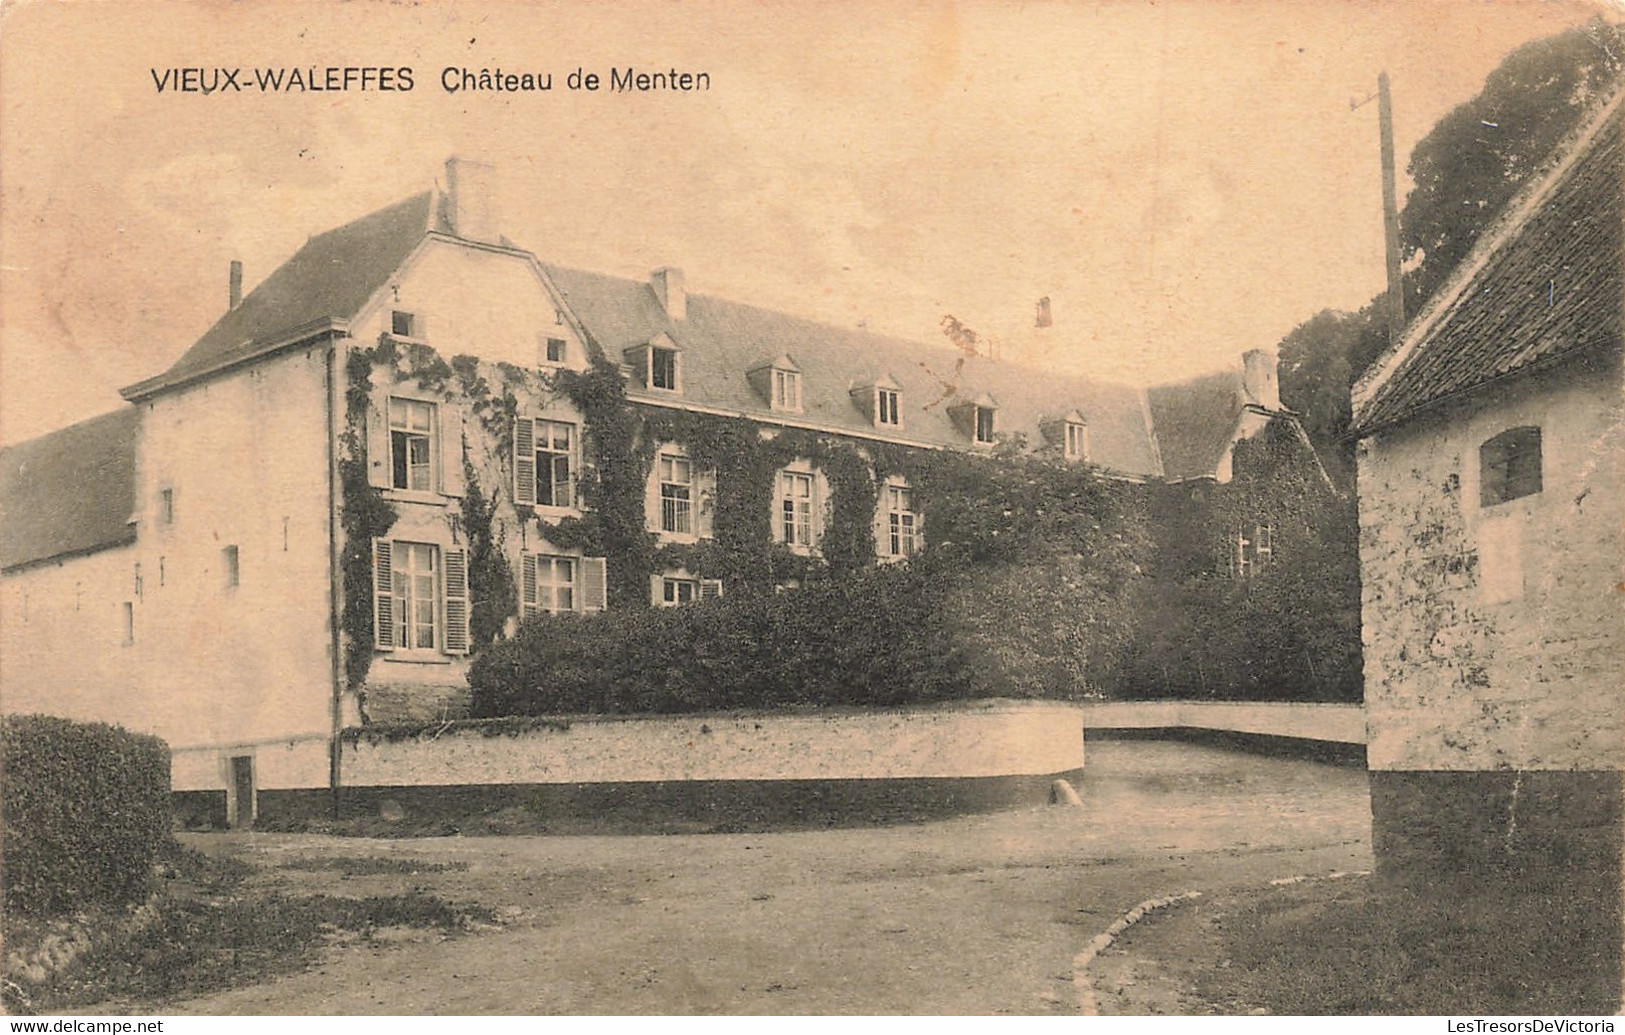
[470,563,986,716]
[2,715,172,916]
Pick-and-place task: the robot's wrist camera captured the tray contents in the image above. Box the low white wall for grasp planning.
[1080,700,1365,745]
[343,699,1085,787]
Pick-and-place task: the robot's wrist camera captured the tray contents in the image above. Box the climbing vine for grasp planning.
[339,346,397,692]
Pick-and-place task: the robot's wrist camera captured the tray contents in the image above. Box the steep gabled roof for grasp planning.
[124,192,435,399]
[1,408,139,571]
[1353,92,1624,434]
[1145,370,1246,482]
[542,263,1165,478]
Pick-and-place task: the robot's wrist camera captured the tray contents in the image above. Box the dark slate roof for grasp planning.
[124,192,434,399]
[542,264,1165,478]
[1354,100,1623,433]
[0,408,139,570]
[1146,370,1246,482]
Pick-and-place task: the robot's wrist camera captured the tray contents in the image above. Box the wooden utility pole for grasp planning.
[1378,71,1405,348]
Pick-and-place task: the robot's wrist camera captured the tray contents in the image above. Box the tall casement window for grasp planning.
[1480,426,1542,507]
[372,539,469,655]
[651,346,680,391]
[520,554,608,616]
[883,483,921,559]
[975,405,997,445]
[658,453,694,534]
[514,417,577,508]
[1234,520,1273,577]
[877,387,901,427]
[779,470,816,548]
[389,398,436,492]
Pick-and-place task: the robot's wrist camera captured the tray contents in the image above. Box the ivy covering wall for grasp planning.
[342,341,1362,715]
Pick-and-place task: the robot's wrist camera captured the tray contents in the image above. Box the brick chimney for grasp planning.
[229,260,243,309]
[1035,296,1052,329]
[651,267,686,321]
[444,157,499,243]
[1242,348,1281,410]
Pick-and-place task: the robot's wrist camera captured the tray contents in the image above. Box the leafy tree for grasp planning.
[1401,20,1623,309]
[1279,21,1623,476]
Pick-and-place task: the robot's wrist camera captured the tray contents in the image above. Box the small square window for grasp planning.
[542,337,567,365]
[391,310,417,338]
[1480,426,1542,507]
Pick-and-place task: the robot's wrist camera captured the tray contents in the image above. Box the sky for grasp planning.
[0,0,1611,443]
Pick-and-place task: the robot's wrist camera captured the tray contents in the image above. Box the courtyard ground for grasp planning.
[58,739,1373,1015]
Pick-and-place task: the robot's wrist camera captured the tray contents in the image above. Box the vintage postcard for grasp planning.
[1,0,1619,1019]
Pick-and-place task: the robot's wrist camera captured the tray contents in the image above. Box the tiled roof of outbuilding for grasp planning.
[1353,96,1623,433]
[0,408,139,570]
[543,264,1166,478]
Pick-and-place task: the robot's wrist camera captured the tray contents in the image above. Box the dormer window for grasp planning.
[878,388,901,427]
[852,375,903,430]
[749,355,803,412]
[772,369,802,411]
[1065,420,1088,461]
[652,346,679,391]
[975,405,996,444]
[950,392,999,445]
[628,334,683,393]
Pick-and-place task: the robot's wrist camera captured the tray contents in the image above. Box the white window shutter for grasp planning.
[514,418,536,506]
[442,545,470,655]
[366,392,391,490]
[372,538,394,650]
[649,574,665,607]
[520,552,538,619]
[700,579,724,600]
[581,557,608,612]
[441,408,466,498]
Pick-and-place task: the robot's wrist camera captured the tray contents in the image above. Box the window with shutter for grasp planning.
[442,546,470,655]
[521,553,576,616]
[580,557,608,611]
[514,417,537,506]
[372,538,394,651]
[389,541,439,650]
[534,419,575,508]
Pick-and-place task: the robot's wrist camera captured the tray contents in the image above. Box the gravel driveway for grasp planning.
[158,739,1373,1015]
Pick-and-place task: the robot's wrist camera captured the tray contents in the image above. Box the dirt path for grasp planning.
[118,740,1374,1015]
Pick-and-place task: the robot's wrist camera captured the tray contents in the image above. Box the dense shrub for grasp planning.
[2,715,173,916]
[470,563,992,716]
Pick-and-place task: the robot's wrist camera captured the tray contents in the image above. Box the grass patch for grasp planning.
[279,855,470,876]
[1194,874,1620,1014]
[5,847,496,1014]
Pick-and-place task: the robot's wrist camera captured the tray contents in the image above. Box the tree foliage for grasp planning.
[1278,21,1623,478]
